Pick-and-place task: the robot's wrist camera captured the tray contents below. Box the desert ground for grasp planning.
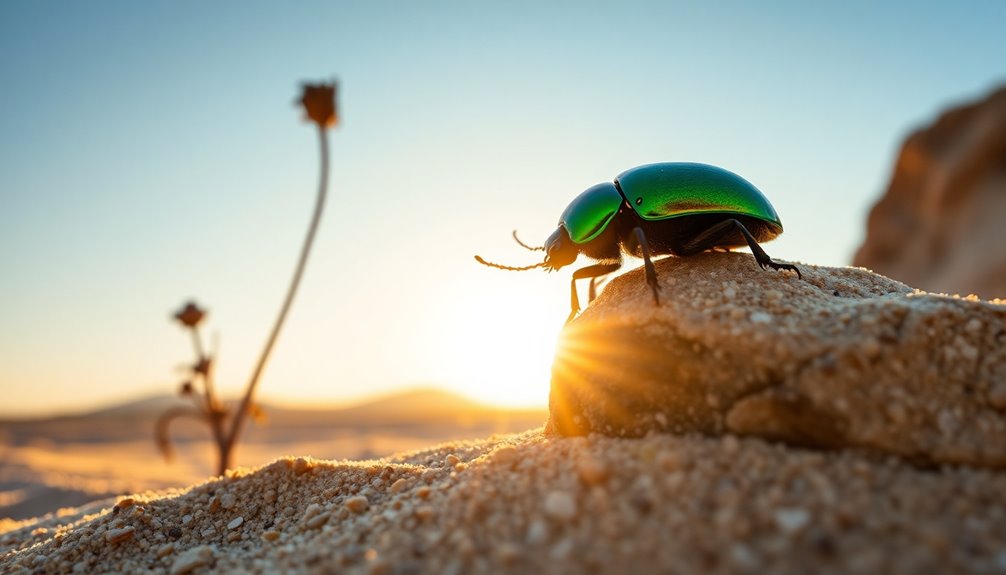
[3,255,1006,574]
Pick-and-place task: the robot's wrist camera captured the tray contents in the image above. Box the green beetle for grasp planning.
[476,162,800,323]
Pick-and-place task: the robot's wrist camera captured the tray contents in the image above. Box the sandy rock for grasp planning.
[547,252,1006,468]
[854,86,1006,299]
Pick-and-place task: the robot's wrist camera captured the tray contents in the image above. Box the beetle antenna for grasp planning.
[474,255,547,271]
[511,230,544,251]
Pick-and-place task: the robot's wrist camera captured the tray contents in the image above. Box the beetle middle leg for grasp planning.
[630,227,661,305]
[567,262,622,323]
[680,219,801,278]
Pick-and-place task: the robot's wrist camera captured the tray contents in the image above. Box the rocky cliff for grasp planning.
[853,87,1006,299]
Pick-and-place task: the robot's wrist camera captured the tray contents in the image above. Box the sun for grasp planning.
[437,279,565,408]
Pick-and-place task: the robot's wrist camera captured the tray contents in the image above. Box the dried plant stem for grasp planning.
[218,125,330,475]
[186,328,226,455]
[189,329,218,409]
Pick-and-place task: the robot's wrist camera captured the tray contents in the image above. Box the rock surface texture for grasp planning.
[853,86,1006,299]
[548,252,1006,468]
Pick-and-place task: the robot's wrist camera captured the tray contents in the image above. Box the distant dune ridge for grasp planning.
[0,389,546,522]
[3,256,1006,573]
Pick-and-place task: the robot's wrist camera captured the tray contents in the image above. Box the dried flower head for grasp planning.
[251,403,268,424]
[299,82,337,128]
[174,301,206,328]
[179,381,194,396]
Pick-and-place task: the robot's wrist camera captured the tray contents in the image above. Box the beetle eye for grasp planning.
[544,227,577,270]
[635,197,643,205]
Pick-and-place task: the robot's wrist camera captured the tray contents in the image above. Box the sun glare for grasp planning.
[438,282,564,408]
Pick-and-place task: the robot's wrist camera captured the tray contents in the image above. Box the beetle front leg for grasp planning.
[631,227,661,306]
[566,262,623,323]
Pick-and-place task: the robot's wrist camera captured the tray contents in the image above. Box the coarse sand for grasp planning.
[3,428,1006,574]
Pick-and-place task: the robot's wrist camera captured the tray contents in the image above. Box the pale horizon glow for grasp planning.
[2,1,1005,416]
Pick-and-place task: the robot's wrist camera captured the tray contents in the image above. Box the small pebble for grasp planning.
[414,506,434,522]
[496,542,521,566]
[346,495,369,514]
[550,537,574,560]
[389,478,408,493]
[576,458,608,485]
[157,543,175,558]
[104,527,134,544]
[730,543,760,569]
[774,508,810,534]
[306,513,330,529]
[293,458,312,475]
[445,454,460,467]
[492,446,518,465]
[170,545,214,575]
[227,517,244,530]
[543,491,577,521]
[526,519,548,545]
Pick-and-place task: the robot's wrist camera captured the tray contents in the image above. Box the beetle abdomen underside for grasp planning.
[634,213,781,257]
[616,162,784,230]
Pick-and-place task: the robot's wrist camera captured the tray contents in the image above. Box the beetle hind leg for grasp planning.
[681,219,801,279]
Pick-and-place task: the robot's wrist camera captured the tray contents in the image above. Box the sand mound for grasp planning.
[3,429,1006,574]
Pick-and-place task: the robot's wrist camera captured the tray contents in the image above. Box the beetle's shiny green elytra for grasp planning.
[618,162,782,231]
[558,182,623,244]
[560,162,783,245]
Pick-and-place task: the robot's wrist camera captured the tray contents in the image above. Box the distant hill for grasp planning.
[84,394,194,419]
[337,387,482,416]
[0,388,548,446]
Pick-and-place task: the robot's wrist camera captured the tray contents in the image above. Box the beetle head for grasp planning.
[544,226,578,271]
[473,227,575,272]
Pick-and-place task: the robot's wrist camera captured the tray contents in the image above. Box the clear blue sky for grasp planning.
[2,1,1004,415]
